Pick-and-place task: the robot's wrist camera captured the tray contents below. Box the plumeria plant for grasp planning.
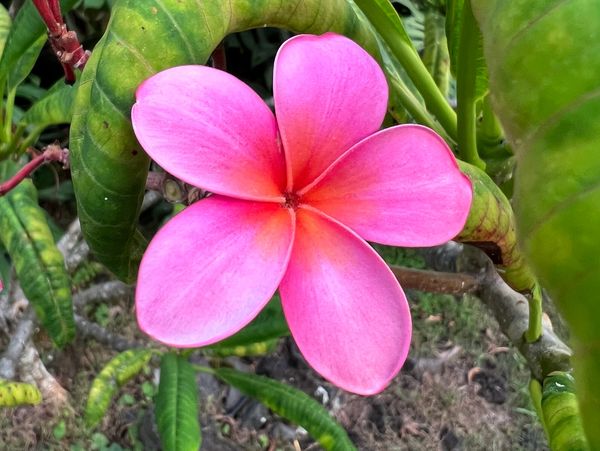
[0,0,596,449]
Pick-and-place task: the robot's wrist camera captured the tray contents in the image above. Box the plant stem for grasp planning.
[388,76,453,143]
[32,0,62,34]
[354,0,458,140]
[211,42,227,71]
[479,95,502,144]
[0,122,25,159]
[456,0,486,169]
[32,0,89,83]
[389,264,478,295]
[529,378,546,431]
[3,87,16,144]
[0,145,68,196]
[525,283,543,343]
[17,125,45,155]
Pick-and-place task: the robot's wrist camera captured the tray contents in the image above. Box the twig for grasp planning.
[145,171,205,204]
[65,240,90,272]
[0,309,35,379]
[0,307,71,408]
[0,145,68,196]
[74,314,145,351]
[19,344,70,407]
[390,265,478,295]
[73,281,132,308]
[145,171,165,192]
[56,218,81,257]
[424,242,572,380]
[141,189,163,211]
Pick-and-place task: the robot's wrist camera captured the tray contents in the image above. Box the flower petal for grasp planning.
[279,207,411,395]
[136,196,294,347]
[132,65,286,201]
[274,33,388,190]
[302,125,473,246]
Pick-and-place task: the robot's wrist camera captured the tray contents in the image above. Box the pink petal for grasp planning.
[279,207,411,395]
[274,33,388,191]
[132,66,286,201]
[136,196,294,347]
[302,125,473,246]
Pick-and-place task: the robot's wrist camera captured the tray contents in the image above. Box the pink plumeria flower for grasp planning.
[131,33,472,395]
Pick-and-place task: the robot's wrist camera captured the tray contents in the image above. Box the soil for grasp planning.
[0,286,548,451]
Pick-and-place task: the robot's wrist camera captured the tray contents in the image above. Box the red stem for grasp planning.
[48,0,63,24]
[211,43,227,71]
[32,0,62,35]
[32,0,89,81]
[61,62,76,85]
[0,146,68,196]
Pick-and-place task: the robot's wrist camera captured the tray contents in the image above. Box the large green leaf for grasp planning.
[215,368,356,451]
[21,79,78,130]
[69,0,380,281]
[155,353,201,451]
[0,160,74,347]
[0,4,11,59]
[445,0,487,99]
[85,349,154,426]
[6,34,45,94]
[471,0,600,445]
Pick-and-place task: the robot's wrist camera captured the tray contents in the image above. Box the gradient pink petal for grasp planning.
[302,125,473,246]
[136,196,295,347]
[132,65,286,201]
[274,33,388,191]
[279,207,411,395]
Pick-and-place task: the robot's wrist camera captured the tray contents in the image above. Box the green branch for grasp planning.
[456,0,485,168]
[354,0,458,140]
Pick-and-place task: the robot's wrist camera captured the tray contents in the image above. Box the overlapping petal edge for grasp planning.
[131,32,473,395]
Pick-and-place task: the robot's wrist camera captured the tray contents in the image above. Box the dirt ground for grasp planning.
[0,274,549,450]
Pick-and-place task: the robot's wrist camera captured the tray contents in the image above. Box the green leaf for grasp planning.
[155,353,201,451]
[355,0,415,49]
[21,79,78,130]
[471,0,600,445]
[0,160,74,347]
[446,0,487,100]
[0,4,11,59]
[422,9,450,97]
[204,294,288,357]
[542,372,589,451]
[0,379,42,407]
[214,368,355,451]
[0,0,77,91]
[53,420,67,440]
[69,0,380,281]
[6,33,45,93]
[85,349,154,426]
